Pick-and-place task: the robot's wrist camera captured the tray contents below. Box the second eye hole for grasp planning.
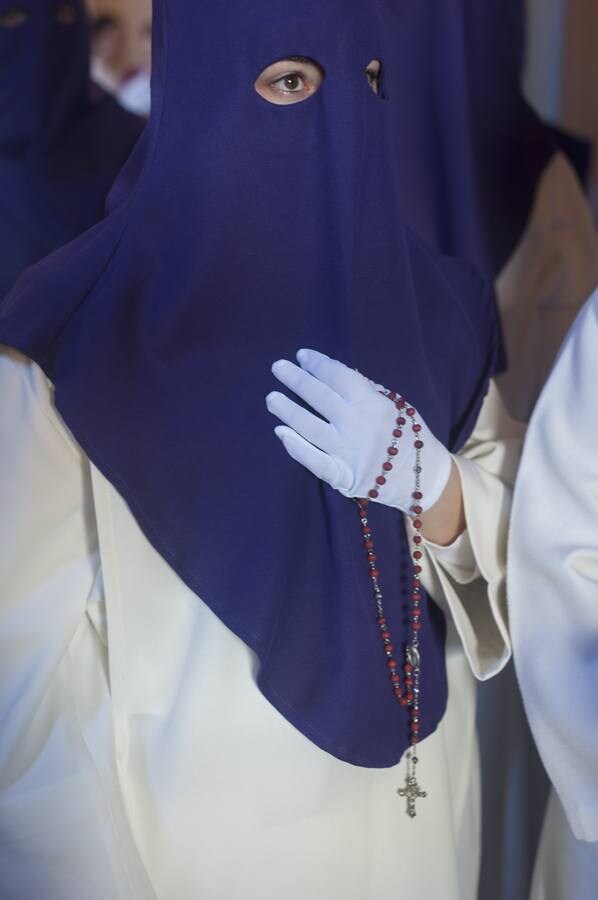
[365,59,382,96]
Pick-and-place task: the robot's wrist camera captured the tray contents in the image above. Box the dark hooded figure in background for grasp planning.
[0,0,144,299]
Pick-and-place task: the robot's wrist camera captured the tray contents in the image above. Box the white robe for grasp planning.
[508,288,598,898]
[477,152,598,900]
[0,347,517,900]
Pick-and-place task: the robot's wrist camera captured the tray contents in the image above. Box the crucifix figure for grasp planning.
[397,772,427,818]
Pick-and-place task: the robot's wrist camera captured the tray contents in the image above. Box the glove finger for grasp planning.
[296,349,371,401]
[266,391,337,453]
[274,426,346,488]
[271,359,342,422]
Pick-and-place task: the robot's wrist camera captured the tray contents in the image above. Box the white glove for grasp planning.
[266,349,453,514]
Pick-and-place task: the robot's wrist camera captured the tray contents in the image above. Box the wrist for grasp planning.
[418,441,453,512]
[417,460,465,546]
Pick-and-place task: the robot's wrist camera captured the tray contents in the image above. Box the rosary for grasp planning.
[356,391,427,818]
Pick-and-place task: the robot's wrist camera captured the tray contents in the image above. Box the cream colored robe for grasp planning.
[0,345,519,900]
[509,289,598,899]
[477,151,598,900]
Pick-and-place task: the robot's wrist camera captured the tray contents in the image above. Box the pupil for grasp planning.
[284,75,301,91]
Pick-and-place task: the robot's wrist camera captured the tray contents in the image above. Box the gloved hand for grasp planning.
[266,349,453,514]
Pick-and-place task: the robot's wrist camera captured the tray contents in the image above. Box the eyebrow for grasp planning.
[287,56,316,65]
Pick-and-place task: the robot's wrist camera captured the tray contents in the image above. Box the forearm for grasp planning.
[418,461,465,546]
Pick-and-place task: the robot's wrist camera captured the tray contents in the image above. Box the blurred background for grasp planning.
[525,0,598,219]
[87,0,151,114]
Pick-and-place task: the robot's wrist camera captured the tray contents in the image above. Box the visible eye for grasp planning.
[54,2,77,25]
[0,6,28,27]
[272,73,305,94]
[255,57,325,107]
[365,59,382,96]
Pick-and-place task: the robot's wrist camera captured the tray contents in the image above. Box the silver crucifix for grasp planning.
[397,772,427,818]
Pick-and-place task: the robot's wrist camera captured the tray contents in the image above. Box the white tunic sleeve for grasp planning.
[0,347,156,900]
[508,289,598,844]
[414,382,525,680]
